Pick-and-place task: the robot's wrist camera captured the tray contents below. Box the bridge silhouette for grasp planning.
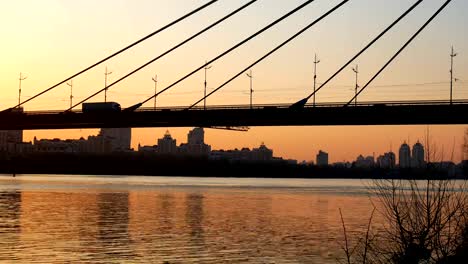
[1,100,466,130]
[2,0,464,130]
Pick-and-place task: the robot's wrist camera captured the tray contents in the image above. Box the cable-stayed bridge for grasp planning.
[1,0,465,130]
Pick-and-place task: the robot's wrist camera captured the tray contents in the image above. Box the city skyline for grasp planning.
[0,1,467,163]
[13,126,466,164]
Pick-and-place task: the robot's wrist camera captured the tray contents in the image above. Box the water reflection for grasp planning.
[158,193,175,233]
[127,192,178,262]
[0,177,379,263]
[95,192,134,261]
[0,190,21,262]
[183,193,205,262]
[186,193,204,241]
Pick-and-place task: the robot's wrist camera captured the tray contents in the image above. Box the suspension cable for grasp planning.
[188,0,349,109]
[345,0,452,106]
[4,0,218,112]
[67,0,257,111]
[125,0,318,112]
[290,0,424,109]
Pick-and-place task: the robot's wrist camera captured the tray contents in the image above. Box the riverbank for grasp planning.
[0,152,465,179]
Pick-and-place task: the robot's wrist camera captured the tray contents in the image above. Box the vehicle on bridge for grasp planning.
[82,102,121,113]
[372,103,387,107]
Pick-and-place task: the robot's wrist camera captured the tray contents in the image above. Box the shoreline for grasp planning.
[1,152,465,180]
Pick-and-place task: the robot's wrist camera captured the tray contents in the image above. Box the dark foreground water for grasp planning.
[0,175,380,263]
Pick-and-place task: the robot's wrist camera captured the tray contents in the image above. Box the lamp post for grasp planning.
[352,65,359,106]
[104,66,113,102]
[313,54,320,107]
[450,46,457,105]
[203,61,212,110]
[246,69,253,109]
[67,80,73,109]
[152,74,158,109]
[18,72,27,107]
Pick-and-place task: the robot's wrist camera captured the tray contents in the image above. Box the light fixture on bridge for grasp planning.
[18,72,27,107]
[246,69,254,109]
[450,46,457,105]
[104,66,113,103]
[152,74,158,109]
[204,61,212,111]
[352,65,359,106]
[67,80,74,109]
[313,53,321,107]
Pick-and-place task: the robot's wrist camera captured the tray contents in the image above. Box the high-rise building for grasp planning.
[181,127,211,156]
[377,152,396,168]
[399,142,411,168]
[158,130,177,154]
[316,150,329,166]
[0,107,24,152]
[412,141,425,168]
[0,129,24,152]
[188,127,204,145]
[100,128,131,152]
[355,155,375,168]
[252,143,273,161]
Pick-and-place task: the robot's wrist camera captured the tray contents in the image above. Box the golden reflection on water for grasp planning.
[0,178,378,263]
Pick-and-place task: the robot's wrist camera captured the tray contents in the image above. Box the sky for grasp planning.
[0,0,467,162]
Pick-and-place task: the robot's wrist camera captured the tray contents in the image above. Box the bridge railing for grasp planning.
[14,99,468,115]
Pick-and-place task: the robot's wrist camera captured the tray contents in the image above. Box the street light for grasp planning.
[152,74,158,109]
[104,66,113,103]
[67,80,74,109]
[204,61,212,110]
[18,72,27,107]
[313,53,320,107]
[246,69,253,109]
[450,46,457,105]
[352,65,359,106]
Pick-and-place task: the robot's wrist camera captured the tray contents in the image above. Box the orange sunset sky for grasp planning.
[0,0,467,162]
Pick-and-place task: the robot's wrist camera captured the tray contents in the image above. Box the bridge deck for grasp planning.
[0,101,467,130]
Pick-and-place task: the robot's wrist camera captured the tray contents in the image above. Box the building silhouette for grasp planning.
[0,107,24,152]
[316,150,329,166]
[29,127,132,154]
[398,141,426,169]
[377,152,396,169]
[411,141,425,168]
[399,142,411,168]
[100,128,132,152]
[355,155,375,168]
[209,143,275,162]
[180,128,211,156]
[188,128,204,145]
[252,143,273,161]
[138,128,211,156]
[138,129,280,162]
[157,130,178,154]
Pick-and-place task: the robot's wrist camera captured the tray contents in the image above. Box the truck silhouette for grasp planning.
[82,102,121,113]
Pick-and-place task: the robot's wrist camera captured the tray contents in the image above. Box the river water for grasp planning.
[0,175,380,263]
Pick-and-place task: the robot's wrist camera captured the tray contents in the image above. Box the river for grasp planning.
[0,175,381,263]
